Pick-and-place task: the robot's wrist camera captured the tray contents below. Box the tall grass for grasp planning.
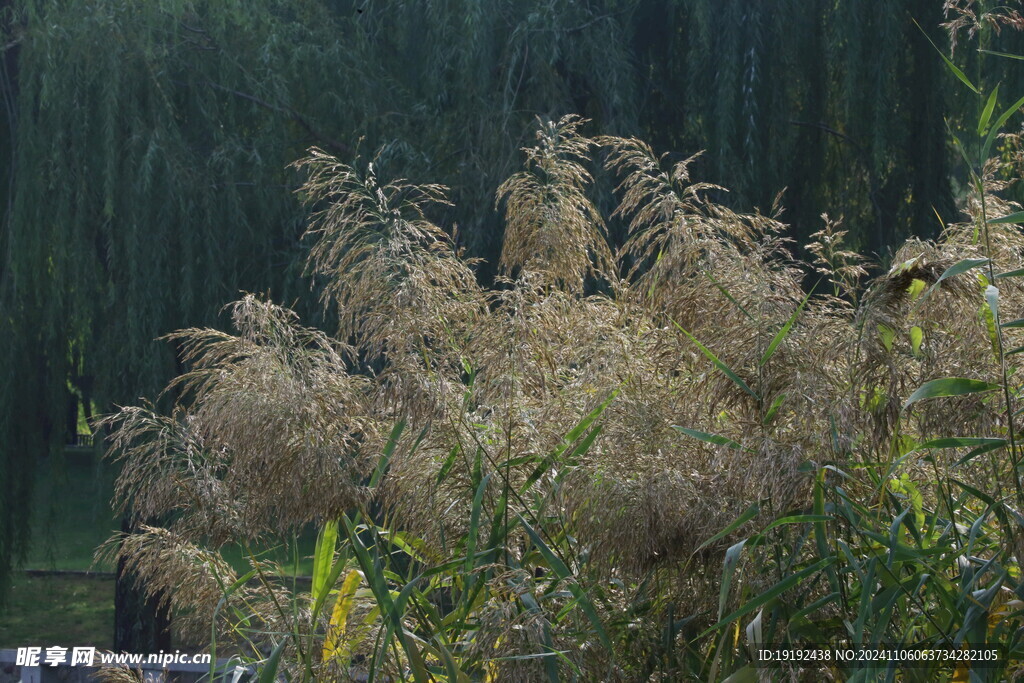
[93,16,1024,679]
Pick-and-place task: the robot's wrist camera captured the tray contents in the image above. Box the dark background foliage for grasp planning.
[2,0,1023,639]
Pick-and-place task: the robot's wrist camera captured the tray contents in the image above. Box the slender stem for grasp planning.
[243,542,307,673]
[977,178,1022,508]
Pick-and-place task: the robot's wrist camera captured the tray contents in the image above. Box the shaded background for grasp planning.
[2,0,1021,647]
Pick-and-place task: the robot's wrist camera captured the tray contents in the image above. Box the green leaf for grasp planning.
[763,393,786,425]
[674,426,749,452]
[910,326,924,358]
[700,557,837,637]
[435,445,460,484]
[370,420,407,488]
[996,266,1024,279]
[877,323,896,352]
[903,378,999,410]
[760,286,814,367]
[913,19,980,94]
[517,514,612,650]
[758,514,832,536]
[692,502,759,556]
[919,436,1005,450]
[718,539,747,621]
[953,440,1007,466]
[520,390,617,494]
[979,84,1000,135]
[979,49,1024,61]
[258,638,287,683]
[312,520,339,603]
[931,258,990,291]
[988,211,1024,225]
[672,320,760,401]
[465,474,490,580]
[1001,318,1024,328]
[705,270,754,321]
[983,92,1024,162]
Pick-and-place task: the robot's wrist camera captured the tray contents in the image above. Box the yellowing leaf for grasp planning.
[322,569,363,663]
[906,278,927,301]
[910,326,924,358]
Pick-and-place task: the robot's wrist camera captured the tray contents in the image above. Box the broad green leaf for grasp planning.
[718,539,747,621]
[903,377,999,409]
[672,320,760,400]
[674,426,748,452]
[520,390,617,494]
[988,211,1024,225]
[520,424,600,494]
[979,84,1000,135]
[951,439,1007,466]
[312,520,339,603]
[758,514,832,536]
[907,278,927,300]
[722,665,758,683]
[258,639,287,683]
[705,270,754,321]
[760,286,814,367]
[323,569,364,662]
[436,445,460,484]
[931,258,990,292]
[370,420,407,488]
[465,474,491,583]
[996,266,1024,278]
[1001,317,1024,328]
[919,436,1005,449]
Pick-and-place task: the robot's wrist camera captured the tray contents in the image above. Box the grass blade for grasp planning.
[913,18,980,94]
[903,377,999,409]
[692,502,759,556]
[983,92,1024,162]
[926,259,990,299]
[979,84,1000,135]
[674,426,749,452]
[760,286,814,367]
[700,557,837,637]
[517,514,612,650]
[672,320,759,401]
[718,539,747,621]
[988,211,1024,226]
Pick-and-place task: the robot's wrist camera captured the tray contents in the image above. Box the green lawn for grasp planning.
[26,448,120,571]
[1,449,317,650]
[0,574,114,649]
[25,449,317,574]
